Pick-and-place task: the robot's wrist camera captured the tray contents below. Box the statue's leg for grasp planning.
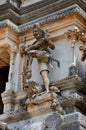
[41,70,49,93]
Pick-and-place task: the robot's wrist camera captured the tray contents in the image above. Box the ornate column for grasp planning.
[6,45,18,91]
[67,27,80,76]
[1,45,17,114]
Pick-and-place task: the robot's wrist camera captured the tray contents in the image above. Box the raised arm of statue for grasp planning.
[28,24,56,93]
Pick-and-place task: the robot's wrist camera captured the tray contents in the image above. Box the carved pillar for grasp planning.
[9,46,17,82]
[1,91,15,114]
[67,27,80,76]
[6,45,17,91]
[1,45,17,114]
[15,51,22,92]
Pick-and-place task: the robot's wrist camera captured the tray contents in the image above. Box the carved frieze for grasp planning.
[0,4,85,32]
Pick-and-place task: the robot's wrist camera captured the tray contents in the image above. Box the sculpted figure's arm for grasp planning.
[25,42,39,52]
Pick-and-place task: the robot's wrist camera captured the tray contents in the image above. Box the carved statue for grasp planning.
[79,46,86,61]
[20,24,60,93]
[26,24,56,93]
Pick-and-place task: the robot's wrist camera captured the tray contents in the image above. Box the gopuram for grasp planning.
[0,0,86,130]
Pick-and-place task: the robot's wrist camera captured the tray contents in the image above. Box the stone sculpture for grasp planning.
[20,24,60,95]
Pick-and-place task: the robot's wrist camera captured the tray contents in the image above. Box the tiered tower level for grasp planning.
[0,0,86,130]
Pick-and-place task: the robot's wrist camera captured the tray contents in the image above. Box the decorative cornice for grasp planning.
[18,4,86,32]
[58,93,86,114]
[50,76,81,91]
[0,4,85,33]
[59,93,83,102]
[0,20,18,32]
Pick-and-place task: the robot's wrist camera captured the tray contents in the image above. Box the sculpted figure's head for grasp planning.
[33,24,45,40]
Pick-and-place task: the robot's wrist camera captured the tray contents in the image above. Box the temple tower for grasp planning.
[0,0,86,130]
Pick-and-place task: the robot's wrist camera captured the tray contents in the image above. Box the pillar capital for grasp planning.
[67,27,80,46]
